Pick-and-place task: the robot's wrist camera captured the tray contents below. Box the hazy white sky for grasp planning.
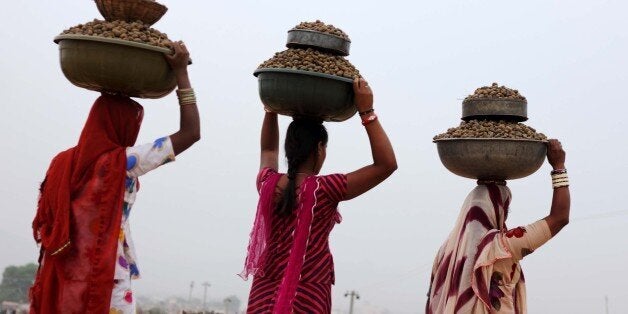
[1,1,627,313]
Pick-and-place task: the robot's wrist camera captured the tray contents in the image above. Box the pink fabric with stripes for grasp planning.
[273,176,318,313]
[245,168,346,313]
[239,169,282,280]
[426,184,527,314]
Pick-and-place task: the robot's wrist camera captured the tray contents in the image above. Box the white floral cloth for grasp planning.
[109,137,175,314]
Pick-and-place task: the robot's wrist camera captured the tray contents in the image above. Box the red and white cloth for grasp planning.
[426,185,552,314]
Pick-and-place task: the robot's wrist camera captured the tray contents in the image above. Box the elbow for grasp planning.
[191,131,201,143]
[558,217,569,228]
[186,127,201,144]
[384,160,398,176]
[389,162,398,174]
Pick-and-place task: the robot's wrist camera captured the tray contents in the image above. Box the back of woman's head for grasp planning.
[276,118,328,216]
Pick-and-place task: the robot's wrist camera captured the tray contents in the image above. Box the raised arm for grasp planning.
[345,79,398,200]
[165,41,201,156]
[543,139,571,236]
[260,109,279,171]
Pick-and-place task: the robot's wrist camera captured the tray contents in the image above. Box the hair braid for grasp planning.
[276,118,328,217]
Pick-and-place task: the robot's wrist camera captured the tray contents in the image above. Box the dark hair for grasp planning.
[276,118,328,217]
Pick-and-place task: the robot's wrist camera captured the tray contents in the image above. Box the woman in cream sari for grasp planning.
[426,139,570,313]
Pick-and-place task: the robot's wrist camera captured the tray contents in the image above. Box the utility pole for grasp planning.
[605,295,609,314]
[344,290,360,314]
[224,297,232,314]
[202,282,211,311]
[188,281,195,304]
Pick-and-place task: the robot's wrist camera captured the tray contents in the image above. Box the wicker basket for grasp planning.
[95,0,168,26]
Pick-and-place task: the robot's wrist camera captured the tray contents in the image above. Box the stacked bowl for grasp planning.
[434,83,548,181]
[255,21,360,122]
[54,0,187,99]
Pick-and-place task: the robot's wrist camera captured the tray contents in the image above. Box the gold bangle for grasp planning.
[176,88,196,106]
[179,99,196,106]
[176,88,194,94]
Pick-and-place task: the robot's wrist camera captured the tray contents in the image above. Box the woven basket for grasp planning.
[95,0,168,26]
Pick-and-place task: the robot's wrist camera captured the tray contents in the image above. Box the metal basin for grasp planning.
[286,29,351,56]
[55,34,176,99]
[462,99,527,122]
[254,68,356,122]
[434,138,547,180]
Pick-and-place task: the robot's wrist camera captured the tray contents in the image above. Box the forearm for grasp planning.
[170,70,200,155]
[261,112,279,152]
[259,111,279,170]
[364,119,397,172]
[544,163,571,235]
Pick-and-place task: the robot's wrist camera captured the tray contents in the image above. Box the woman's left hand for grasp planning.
[165,41,190,74]
[353,78,374,113]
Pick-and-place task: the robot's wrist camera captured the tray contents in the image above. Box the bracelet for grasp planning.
[551,173,568,180]
[362,113,378,126]
[551,172,569,189]
[176,88,196,106]
[551,168,567,175]
[359,108,374,116]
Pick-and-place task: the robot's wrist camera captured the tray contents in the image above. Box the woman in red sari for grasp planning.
[241,78,397,313]
[30,42,200,314]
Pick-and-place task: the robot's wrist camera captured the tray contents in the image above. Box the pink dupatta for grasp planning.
[240,172,320,313]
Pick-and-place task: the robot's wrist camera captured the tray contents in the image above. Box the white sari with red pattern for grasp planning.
[426,184,552,314]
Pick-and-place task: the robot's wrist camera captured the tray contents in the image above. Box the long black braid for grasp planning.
[276,118,328,217]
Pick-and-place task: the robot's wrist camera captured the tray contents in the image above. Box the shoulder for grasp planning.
[316,173,347,202]
[317,173,347,188]
[258,167,280,181]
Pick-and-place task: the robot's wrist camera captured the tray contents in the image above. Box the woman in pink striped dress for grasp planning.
[241,78,397,313]
[426,139,571,313]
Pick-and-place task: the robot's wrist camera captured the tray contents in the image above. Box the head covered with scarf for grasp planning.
[426,184,526,314]
[31,94,143,313]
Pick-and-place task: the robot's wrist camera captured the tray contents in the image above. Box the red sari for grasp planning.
[30,95,143,314]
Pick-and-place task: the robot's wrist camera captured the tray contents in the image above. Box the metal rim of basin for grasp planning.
[55,35,193,64]
[461,98,528,122]
[433,138,548,180]
[54,34,171,53]
[253,67,354,83]
[433,138,547,144]
[286,29,351,56]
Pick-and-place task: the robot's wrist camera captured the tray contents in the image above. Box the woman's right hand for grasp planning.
[547,139,566,169]
[353,78,373,113]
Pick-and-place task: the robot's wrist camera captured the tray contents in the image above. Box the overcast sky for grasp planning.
[1,0,627,313]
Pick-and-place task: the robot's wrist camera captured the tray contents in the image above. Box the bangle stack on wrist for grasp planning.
[176,88,196,106]
[551,169,569,189]
[359,108,374,116]
[359,109,377,126]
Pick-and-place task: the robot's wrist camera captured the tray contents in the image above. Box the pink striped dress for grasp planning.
[246,167,347,313]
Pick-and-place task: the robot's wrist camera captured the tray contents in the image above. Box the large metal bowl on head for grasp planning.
[462,99,528,122]
[286,29,351,56]
[254,68,356,122]
[434,138,547,180]
[54,34,176,99]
